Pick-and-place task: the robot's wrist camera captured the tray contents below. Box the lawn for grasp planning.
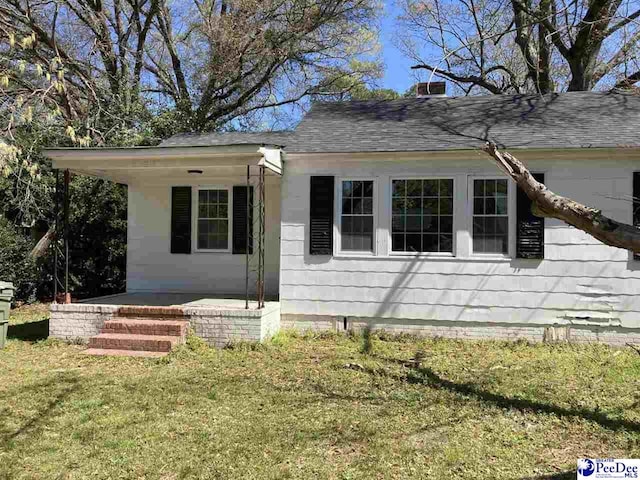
[1,305,640,479]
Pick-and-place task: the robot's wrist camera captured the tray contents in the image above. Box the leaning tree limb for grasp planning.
[481,142,640,253]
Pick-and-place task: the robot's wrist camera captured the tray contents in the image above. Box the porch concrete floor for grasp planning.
[78,292,275,310]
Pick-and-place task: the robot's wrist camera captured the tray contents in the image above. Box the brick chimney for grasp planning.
[416,81,447,97]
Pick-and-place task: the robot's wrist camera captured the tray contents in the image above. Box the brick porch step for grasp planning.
[83,348,168,358]
[103,319,189,336]
[116,306,187,319]
[88,333,179,352]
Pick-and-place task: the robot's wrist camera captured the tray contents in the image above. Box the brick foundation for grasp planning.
[187,303,280,348]
[281,314,640,346]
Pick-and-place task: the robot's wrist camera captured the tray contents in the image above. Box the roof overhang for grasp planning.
[42,144,283,184]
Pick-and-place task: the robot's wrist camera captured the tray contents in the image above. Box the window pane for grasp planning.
[496,217,508,235]
[342,198,352,214]
[473,217,509,254]
[422,234,438,252]
[423,179,438,196]
[473,217,484,236]
[407,180,422,196]
[498,232,508,254]
[352,198,362,214]
[496,197,508,215]
[362,198,373,214]
[392,234,405,251]
[341,215,353,235]
[423,215,438,233]
[392,198,405,214]
[342,181,352,197]
[485,198,496,215]
[485,179,496,196]
[440,198,453,215]
[423,198,438,214]
[407,198,422,215]
[341,234,353,251]
[392,180,405,197]
[496,180,507,196]
[440,234,453,253]
[361,217,374,251]
[391,178,454,253]
[198,219,210,235]
[406,215,421,232]
[392,215,405,233]
[406,234,421,252]
[363,181,374,197]
[485,217,496,235]
[362,216,373,234]
[341,180,374,252]
[440,216,453,233]
[440,179,453,197]
[474,198,484,215]
[353,181,363,197]
[474,179,485,196]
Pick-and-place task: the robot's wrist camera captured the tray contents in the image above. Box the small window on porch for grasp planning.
[197,188,230,250]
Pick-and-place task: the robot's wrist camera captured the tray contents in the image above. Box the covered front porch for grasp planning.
[43,142,284,353]
[50,293,281,351]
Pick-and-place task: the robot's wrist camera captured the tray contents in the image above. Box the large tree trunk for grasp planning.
[481,143,640,253]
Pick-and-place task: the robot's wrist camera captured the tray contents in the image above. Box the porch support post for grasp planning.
[53,169,60,302]
[63,169,71,304]
[245,164,250,309]
[258,165,265,308]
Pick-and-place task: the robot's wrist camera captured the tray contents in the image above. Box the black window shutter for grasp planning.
[634,172,640,260]
[516,173,545,259]
[171,186,192,254]
[310,176,334,255]
[232,186,253,254]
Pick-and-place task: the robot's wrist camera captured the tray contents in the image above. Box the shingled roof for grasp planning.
[160,91,640,153]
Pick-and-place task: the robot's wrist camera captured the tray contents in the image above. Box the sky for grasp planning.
[379,1,421,94]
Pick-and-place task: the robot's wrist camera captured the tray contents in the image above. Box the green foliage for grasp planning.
[0,217,38,302]
[67,177,127,298]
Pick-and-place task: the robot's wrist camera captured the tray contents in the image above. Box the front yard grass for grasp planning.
[1,306,639,479]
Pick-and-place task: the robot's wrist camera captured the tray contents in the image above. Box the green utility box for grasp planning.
[0,281,14,349]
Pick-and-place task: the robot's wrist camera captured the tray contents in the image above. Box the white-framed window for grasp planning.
[471,178,509,254]
[195,187,231,251]
[338,179,375,253]
[391,178,454,254]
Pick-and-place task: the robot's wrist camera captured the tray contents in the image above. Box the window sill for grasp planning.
[329,253,514,262]
[193,249,232,254]
[334,251,376,259]
[468,253,512,261]
[388,252,455,258]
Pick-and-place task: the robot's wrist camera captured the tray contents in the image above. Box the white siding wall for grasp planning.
[127,176,281,296]
[280,154,640,330]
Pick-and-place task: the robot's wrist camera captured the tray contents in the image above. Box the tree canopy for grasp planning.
[397,0,640,93]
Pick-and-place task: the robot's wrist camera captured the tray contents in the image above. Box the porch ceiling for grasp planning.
[43,144,283,184]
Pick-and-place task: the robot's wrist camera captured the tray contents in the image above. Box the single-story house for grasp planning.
[43,89,640,356]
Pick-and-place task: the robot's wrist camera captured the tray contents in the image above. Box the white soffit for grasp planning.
[43,144,285,173]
